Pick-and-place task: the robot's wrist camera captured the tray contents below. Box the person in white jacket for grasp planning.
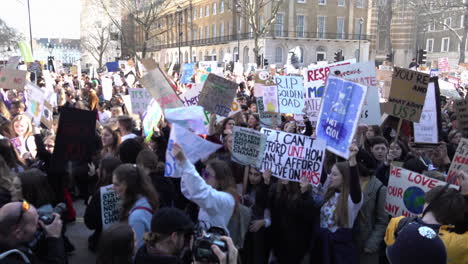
[173,144,236,233]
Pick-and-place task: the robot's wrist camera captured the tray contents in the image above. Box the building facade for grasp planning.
[141,0,371,68]
[33,38,81,66]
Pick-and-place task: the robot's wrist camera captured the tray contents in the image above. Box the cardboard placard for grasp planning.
[6,56,21,70]
[198,73,238,117]
[141,58,158,71]
[25,82,46,126]
[232,126,267,168]
[262,85,279,113]
[413,82,439,144]
[376,69,393,101]
[140,67,183,109]
[106,62,119,72]
[447,138,468,185]
[181,63,196,84]
[438,57,450,72]
[128,88,152,114]
[180,83,203,107]
[0,69,27,90]
[316,76,367,159]
[142,99,163,137]
[259,128,326,186]
[383,67,430,122]
[385,166,458,217]
[454,99,468,137]
[164,106,207,135]
[100,184,121,230]
[40,101,53,130]
[273,75,304,114]
[101,77,113,101]
[257,97,281,128]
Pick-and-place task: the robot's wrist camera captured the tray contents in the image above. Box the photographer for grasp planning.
[0,201,65,264]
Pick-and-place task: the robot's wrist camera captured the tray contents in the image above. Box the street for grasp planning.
[67,200,95,264]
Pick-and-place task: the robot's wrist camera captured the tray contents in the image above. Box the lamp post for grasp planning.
[236,2,241,63]
[357,17,364,62]
[177,5,182,67]
[47,43,54,71]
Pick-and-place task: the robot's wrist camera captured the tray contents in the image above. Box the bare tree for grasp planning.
[237,0,283,66]
[0,18,23,48]
[81,25,111,69]
[99,0,173,60]
[411,0,468,63]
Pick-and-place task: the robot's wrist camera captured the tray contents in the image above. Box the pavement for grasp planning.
[66,200,96,264]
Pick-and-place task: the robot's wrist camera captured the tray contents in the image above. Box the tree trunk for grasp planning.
[253,35,260,67]
[142,30,149,59]
[459,13,468,64]
[98,52,103,69]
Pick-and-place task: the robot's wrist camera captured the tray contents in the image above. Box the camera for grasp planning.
[192,226,228,263]
[28,203,66,249]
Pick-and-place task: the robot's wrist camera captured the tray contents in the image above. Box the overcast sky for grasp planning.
[0,0,81,39]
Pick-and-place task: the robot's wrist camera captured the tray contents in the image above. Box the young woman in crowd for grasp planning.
[84,157,122,252]
[112,164,159,248]
[11,114,37,160]
[100,126,121,158]
[173,144,237,233]
[208,114,236,143]
[0,139,25,173]
[247,113,260,131]
[96,223,135,264]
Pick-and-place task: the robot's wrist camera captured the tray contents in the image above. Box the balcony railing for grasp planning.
[148,31,371,51]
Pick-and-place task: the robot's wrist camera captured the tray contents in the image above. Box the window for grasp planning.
[356,0,364,8]
[212,24,217,38]
[337,17,345,39]
[461,15,465,29]
[220,23,225,40]
[193,8,197,20]
[206,6,210,16]
[297,15,305,37]
[213,3,217,15]
[316,51,326,61]
[275,47,283,63]
[193,29,197,40]
[317,16,326,38]
[275,13,284,36]
[299,47,305,63]
[228,22,232,40]
[199,7,203,18]
[426,39,434,52]
[338,0,345,6]
[444,17,452,29]
[428,21,435,31]
[297,0,306,3]
[205,26,209,38]
[318,0,326,5]
[199,26,203,39]
[441,37,450,52]
[220,1,225,13]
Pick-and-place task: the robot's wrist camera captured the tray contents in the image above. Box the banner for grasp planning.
[164,106,207,135]
[383,67,430,122]
[101,77,113,101]
[18,42,33,63]
[385,166,458,217]
[447,138,468,185]
[198,73,238,117]
[100,184,121,230]
[181,63,196,84]
[0,69,27,90]
[232,126,267,168]
[257,97,281,128]
[128,88,152,114]
[273,75,304,114]
[140,67,183,109]
[180,83,203,107]
[414,82,439,144]
[262,85,279,112]
[334,61,381,125]
[142,99,163,137]
[106,62,119,72]
[25,82,46,126]
[454,99,468,137]
[316,76,367,159]
[165,124,222,177]
[259,128,325,186]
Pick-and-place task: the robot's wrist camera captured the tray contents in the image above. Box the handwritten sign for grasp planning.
[140,67,183,109]
[25,82,46,126]
[106,62,119,72]
[262,85,279,112]
[454,99,468,138]
[164,106,207,135]
[383,67,430,122]
[273,76,304,114]
[142,99,163,137]
[438,57,450,72]
[259,128,326,186]
[181,63,196,84]
[414,82,439,144]
[257,97,281,128]
[181,83,203,107]
[198,74,238,117]
[316,76,367,159]
[100,184,121,230]
[0,69,27,90]
[376,69,393,101]
[101,77,113,100]
[232,126,267,168]
[129,88,152,114]
[447,138,468,185]
[385,166,458,217]
[6,56,21,70]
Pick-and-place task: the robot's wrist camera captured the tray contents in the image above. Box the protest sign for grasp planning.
[383,67,430,122]
[385,166,458,217]
[164,106,207,135]
[439,79,462,99]
[6,56,21,69]
[223,53,233,63]
[273,75,304,114]
[10,137,24,156]
[165,124,222,177]
[413,82,440,144]
[259,128,326,186]
[255,70,270,85]
[140,67,183,109]
[100,184,121,230]
[181,63,196,84]
[18,42,33,63]
[121,95,133,115]
[334,61,381,125]
[316,76,367,159]
[257,97,281,128]
[234,62,243,76]
[51,108,97,171]
[0,69,27,90]
[262,85,279,112]
[101,77,113,100]
[454,99,468,137]
[198,61,217,73]
[198,73,238,117]
[128,88,152,114]
[141,58,158,71]
[25,82,46,126]
[106,62,119,72]
[41,101,53,130]
[232,126,267,168]
[447,138,468,185]
[376,69,393,101]
[180,83,203,107]
[142,99,163,138]
[438,57,450,72]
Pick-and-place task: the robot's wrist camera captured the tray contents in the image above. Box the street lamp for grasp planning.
[236,2,241,63]
[357,17,364,63]
[177,5,182,67]
[47,44,55,71]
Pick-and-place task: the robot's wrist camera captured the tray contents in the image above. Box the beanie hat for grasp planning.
[387,222,447,264]
[151,208,194,235]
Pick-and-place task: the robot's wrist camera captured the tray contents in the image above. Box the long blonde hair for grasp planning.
[11,114,33,139]
[324,161,351,228]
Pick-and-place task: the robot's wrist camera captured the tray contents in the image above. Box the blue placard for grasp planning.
[316,76,367,159]
[181,63,195,84]
[273,75,304,114]
[106,61,119,72]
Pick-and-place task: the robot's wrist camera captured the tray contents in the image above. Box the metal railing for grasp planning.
[148,31,371,51]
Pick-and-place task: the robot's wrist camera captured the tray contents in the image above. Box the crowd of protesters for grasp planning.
[0,61,466,264]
